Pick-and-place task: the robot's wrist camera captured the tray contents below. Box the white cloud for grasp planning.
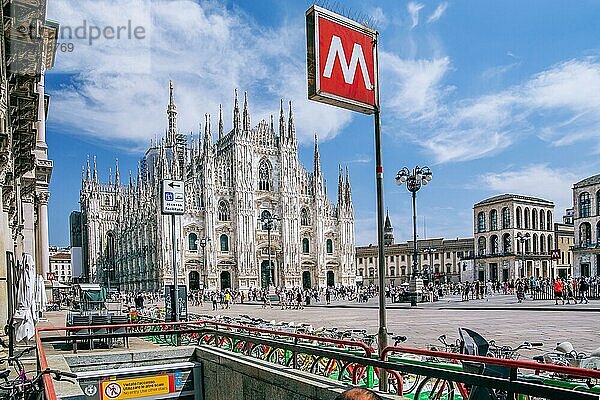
[479,164,579,215]
[47,0,352,149]
[370,7,388,29]
[407,2,424,29]
[383,57,600,164]
[427,3,448,23]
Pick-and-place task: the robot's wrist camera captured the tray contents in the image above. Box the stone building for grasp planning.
[572,174,600,277]
[356,237,474,285]
[554,217,574,278]
[80,84,356,292]
[0,1,57,327]
[471,194,555,282]
[49,247,71,284]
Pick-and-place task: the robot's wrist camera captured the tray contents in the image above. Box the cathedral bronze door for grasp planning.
[302,271,311,289]
[189,271,200,291]
[220,271,231,290]
[261,260,274,288]
[326,271,335,287]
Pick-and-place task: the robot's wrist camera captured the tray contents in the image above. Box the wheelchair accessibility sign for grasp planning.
[100,374,172,399]
[162,179,185,215]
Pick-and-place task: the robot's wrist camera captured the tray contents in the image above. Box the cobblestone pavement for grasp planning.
[188,295,600,357]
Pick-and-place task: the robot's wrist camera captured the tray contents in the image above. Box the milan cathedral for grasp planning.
[79,83,356,292]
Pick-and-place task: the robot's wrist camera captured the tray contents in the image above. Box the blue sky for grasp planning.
[46,0,600,246]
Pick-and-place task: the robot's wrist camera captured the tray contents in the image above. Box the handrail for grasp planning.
[382,345,600,380]
[36,326,599,400]
[35,329,58,400]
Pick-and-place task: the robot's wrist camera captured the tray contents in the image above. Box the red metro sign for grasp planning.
[306,6,378,114]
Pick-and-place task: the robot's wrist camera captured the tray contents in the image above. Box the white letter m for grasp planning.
[323,35,372,90]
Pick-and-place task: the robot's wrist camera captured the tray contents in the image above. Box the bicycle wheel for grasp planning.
[392,371,419,395]
[413,376,460,400]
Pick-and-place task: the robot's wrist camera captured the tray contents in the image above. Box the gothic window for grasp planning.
[579,192,591,217]
[532,209,538,230]
[302,238,310,254]
[300,208,309,226]
[258,159,272,191]
[489,209,498,231]
[516,207,522,229]
[490,235,499,255]
[503,233,511,254]
[533,233,538,254]
[546,211,552,231]
[218,200,230,221]
[540,210,545,232]
[580,223,592,245]
[220,234,229,252]
[326,239,333,254]
[477,212,486,233]
[478,237,486,256]
[501,207,510,229]
[524,208,530,229]
[189,233,198,251]
[548,235,553,253]
[540,234,545,254]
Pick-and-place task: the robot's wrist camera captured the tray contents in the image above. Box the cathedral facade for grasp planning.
[79,84,356,292]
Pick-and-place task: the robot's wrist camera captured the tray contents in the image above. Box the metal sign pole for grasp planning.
[171,214,179,322]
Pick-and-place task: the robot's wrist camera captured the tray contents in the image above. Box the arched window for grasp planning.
[580,192,591,217]
[524,238,530,254]
[516,207,522,228]
[302,238,310,254]
[547,235,553,253]
[502,233,511,254]
[524,208,530,229]
[220,234,229,252]
[258,159,272,191]
[326,239,333,254]
[532,208,538,230]
[501,207,511,229]
[490,209,498,231]
[478,237,486,256]
[490,235,499,255]
[218,200,230,221]
[540,234,545,254]
[300,208,309,226]
[540,210,545,232]
[188,233,198,250]
[390,266,395,276]
[580,223,592,245]
[532,233,538,254]
[546,211,552,231]
[477,212,486,233]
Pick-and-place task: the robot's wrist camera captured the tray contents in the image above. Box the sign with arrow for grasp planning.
[162,179,185,215]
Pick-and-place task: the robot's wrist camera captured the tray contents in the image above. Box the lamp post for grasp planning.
[516,232,531,278]
[199,237,210,293]
[259,211,279,292]
[396,166,433,302]
[423,247,437,284]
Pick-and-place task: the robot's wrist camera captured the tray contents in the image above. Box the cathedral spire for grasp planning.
[313,134,321,176]
[115,158,120,187]
[218,104,224,139]
[288,100,295,139]
[384,209,394,245]
[243,91,250,131]
[93,156,98,183]
[108,167,113,185]
[167,80,178,145]
[85,156,90,181]
[337,165,344,204]
[204,113,212,153]
[233,89,240,132]
[279,99,285,138]
[345,166,352,204]
[270,114,274,134]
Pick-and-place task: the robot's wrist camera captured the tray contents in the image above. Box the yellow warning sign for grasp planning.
[101,374,171,400]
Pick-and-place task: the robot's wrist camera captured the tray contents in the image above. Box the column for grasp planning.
[36,192,50,276]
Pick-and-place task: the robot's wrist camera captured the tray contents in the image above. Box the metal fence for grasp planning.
[36,321,600,400]
[531,283,600,300]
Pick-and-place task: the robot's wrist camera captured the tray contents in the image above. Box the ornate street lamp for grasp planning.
[516,232,531,278]
[199,237,210,293]
[259,211,279,291]
[395,166,433,280]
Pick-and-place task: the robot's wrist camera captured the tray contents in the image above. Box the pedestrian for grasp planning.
[565,279,575,304]
[579,277,589,304]
[516,279,525,303]
[553,278,564,305]
[211,292,218,311]
[325,288,331,305]
[334,388,383,400]
[296,290,303,310]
